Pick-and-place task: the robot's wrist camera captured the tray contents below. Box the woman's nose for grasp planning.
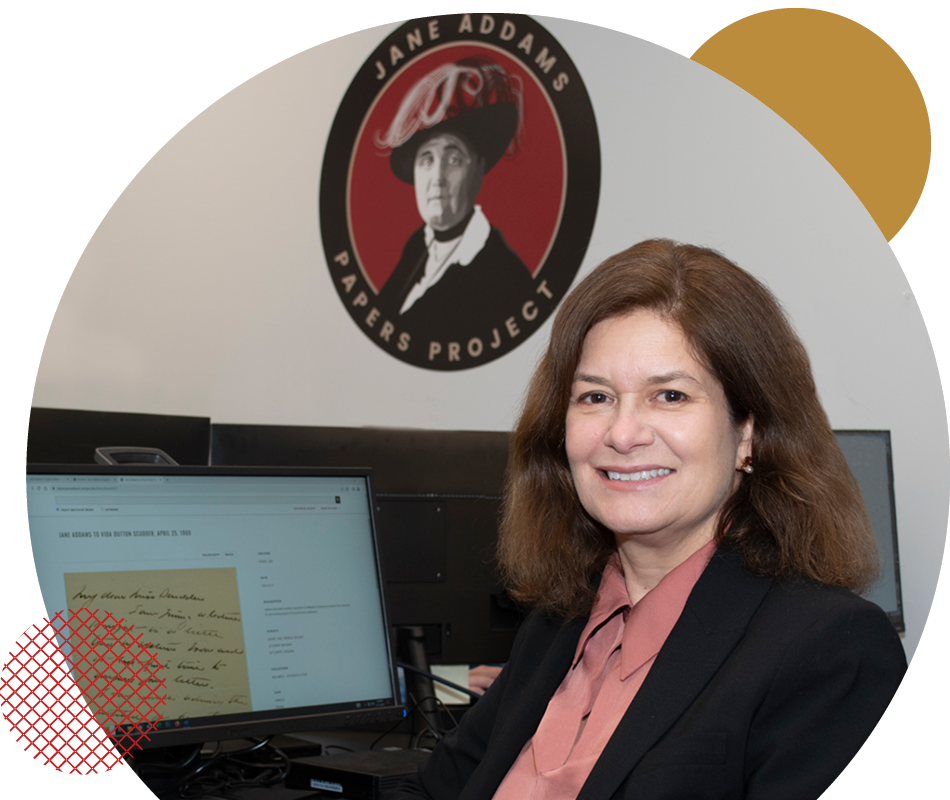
[603,404,654,452]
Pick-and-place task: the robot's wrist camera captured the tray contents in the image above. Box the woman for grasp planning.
[387,239,906,800]
[378,57,533,331]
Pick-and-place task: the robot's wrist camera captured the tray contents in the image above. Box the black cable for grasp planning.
[369,694,445,751]
[185,736,272,782]
[422,694,460,738]
[129,742,204,775]
[408,698,458,751]
[397,660,481,700]
[407,691,445,744]
[169,737,290,798]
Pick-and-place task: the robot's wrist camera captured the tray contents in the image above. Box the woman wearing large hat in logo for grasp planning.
[376,58,535,333]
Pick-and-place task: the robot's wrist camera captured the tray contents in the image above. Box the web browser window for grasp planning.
[27,468,396,731]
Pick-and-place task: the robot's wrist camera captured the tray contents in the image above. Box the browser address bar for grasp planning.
[55,495,342,506]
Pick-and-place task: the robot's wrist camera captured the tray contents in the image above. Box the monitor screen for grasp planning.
[25,464,403,748]
[835,430,904,631]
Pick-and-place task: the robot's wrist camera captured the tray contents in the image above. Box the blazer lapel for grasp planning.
[462,614,586,798]
[577,548,773,800]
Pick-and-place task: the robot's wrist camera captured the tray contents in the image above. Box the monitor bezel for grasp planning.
[25,462,405,748]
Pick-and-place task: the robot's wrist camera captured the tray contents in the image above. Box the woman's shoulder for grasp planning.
[712,545,892,623]
[767,572,890,617]
[703,546,905,664]
[759,574,905,662]
[514,605,588,644]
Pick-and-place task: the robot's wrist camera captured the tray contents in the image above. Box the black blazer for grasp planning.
[386,548,906,800]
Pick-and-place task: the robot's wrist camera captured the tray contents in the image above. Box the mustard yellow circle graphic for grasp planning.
[692,9,930,241]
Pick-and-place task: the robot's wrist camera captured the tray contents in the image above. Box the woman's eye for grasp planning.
[580,391,609,404]
[659,390,686,403]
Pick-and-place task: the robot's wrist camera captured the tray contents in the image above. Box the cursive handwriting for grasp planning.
[64,567,252,722]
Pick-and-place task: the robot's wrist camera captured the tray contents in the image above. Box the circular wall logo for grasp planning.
[321,13,600,370]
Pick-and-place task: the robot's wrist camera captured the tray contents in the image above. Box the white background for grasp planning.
[2,2,947,797]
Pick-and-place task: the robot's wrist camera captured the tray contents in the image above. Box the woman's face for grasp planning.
[413,132,484,231]
[565,310,753,552]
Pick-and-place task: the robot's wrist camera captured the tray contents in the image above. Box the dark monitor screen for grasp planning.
[835,430,904,631]
[25,464,404,748]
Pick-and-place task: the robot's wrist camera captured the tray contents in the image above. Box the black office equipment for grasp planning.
[25,463,404,750]
[28,407,211,465]
[286,748,429,798]
[835,430,904,631]
[94,445,180,465]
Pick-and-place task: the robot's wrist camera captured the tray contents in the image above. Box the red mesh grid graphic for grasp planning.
[1,609,167,773]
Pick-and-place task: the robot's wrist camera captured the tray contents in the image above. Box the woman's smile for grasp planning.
[602,467,673,483]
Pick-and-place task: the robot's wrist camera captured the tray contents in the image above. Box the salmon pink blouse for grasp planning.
[491,540,716,800]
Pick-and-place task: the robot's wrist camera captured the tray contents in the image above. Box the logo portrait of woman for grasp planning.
[374,58,535,329]
[324,18,600,370]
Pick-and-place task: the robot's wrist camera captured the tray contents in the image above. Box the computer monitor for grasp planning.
[835,430,904,631]
[25,464,404,749]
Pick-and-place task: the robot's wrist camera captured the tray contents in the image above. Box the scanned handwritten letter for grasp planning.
[65,568,252,723]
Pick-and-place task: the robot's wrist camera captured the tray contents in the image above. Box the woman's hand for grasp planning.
[468,664,504,695]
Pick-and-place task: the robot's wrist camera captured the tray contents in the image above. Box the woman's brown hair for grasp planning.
[498,239,879,619]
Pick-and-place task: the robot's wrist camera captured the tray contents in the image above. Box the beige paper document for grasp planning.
[64,567,251,725]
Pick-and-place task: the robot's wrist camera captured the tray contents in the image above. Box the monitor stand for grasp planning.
[396,625,443,741]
